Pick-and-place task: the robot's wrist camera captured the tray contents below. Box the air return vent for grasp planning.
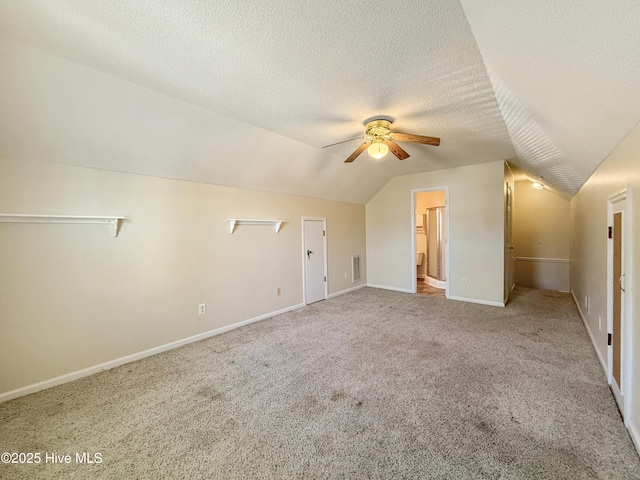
[351,255,361,283]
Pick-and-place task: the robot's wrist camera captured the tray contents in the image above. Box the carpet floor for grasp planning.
[1,287,639,479]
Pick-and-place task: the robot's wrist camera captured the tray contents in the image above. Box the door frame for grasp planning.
[411,187,449,296]
[302,217,328,305]
[606,187,633,424]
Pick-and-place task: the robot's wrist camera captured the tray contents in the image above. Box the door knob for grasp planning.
[307,249,313,259]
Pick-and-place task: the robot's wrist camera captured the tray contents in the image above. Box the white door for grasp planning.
[303,218,326,304]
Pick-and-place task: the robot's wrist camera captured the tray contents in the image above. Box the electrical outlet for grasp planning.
[598,315,602,330]
[461,278,467,286]
[276,288,281,296]
[198,303,206,315]
[344,272,348,279]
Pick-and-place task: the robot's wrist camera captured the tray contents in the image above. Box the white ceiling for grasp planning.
[0,0,638,203]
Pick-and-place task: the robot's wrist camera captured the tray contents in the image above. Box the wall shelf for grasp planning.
[0,214,125,237]
[227,219,284,234]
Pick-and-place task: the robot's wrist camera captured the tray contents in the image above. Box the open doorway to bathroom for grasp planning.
[414,188,447,298]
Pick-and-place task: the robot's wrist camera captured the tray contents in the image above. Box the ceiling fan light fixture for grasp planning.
[367,142,389,159]
[336,117,440,163]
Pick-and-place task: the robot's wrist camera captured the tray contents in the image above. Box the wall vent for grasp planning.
[351,255,361,283]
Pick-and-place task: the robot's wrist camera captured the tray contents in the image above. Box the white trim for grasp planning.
[0,303,304,404]
[366,285,503,306]
[425,276,446,289]
[609,188,628,204]
[327,283,367,299]
[629,420,640,457]
[367,283,413,294]
[571,289,607,375]
[446,295,505,308]
[611,377,624,412]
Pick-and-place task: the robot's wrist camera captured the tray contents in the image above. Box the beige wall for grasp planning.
[570,122,640,449]
[0,156,366,397]
[416,190,446,212]
[366,161,505,305]
[513,180,570,291]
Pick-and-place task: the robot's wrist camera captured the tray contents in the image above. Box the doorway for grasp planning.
[302,217,327,305]
[504,182,515,304]
[424,206,446,287]
[412,188,448,296]
[607,188,632,423]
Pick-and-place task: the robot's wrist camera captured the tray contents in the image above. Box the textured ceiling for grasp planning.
[0,0,638,203]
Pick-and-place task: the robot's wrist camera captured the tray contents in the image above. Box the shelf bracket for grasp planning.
[113,218,121,237]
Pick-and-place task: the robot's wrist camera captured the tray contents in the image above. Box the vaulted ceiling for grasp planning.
[1,1,639,204]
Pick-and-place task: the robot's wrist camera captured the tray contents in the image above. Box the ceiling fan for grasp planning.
[322,116,440,163]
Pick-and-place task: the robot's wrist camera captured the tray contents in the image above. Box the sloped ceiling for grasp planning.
[0,0,638,204]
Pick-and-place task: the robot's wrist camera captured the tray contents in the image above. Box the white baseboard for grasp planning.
[328,283,366,299]
[629,420,640,457]
[446,295,505,308]
[425,276,446,289]
[368,284,503,307]
[0,302,305,404]
[367,283,413,294]
[571,289,607,375]
[571,290,639,457]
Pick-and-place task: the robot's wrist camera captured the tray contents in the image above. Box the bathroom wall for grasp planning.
[416,190,446,279]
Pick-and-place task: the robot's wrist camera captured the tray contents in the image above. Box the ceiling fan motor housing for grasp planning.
[365,119,392,139]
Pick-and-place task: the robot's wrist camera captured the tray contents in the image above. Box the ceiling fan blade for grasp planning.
[385,140,410,160]
[392,132,441,146]
[345,142,371,163]
[322,136,366,149]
